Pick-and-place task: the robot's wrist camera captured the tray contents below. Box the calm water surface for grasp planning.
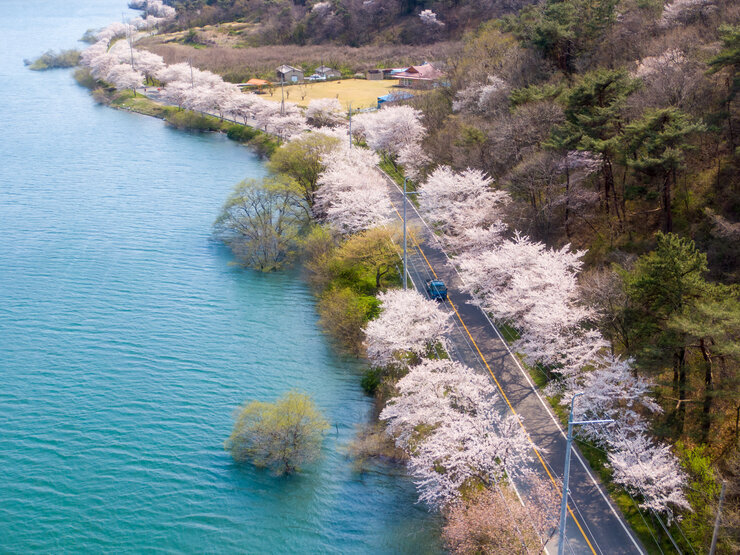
[0,1,441,552]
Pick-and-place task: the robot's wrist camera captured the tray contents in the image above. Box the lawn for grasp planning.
[272,79,416,110]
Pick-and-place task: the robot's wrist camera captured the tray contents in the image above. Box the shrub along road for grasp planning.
[381,171,645,555]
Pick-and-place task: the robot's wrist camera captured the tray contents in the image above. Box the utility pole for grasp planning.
[348,101,352,149]
[401,178,420,290]
[557,393,614,555]
[709,481,726,555]
[188,58,194,89]
[280,76,285,116]
[403,177,408,290]
[123,13,134,70]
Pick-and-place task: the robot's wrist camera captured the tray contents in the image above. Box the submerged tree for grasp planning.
[225,391,329,475]
[214,177,309,271]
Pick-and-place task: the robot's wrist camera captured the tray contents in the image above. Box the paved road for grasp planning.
[382,173,645,555]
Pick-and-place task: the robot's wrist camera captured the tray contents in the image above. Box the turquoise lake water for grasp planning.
[0,1,441,552]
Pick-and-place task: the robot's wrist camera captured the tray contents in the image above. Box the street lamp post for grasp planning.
[557,393,614,555]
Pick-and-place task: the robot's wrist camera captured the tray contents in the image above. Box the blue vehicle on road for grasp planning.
[425,279,448,301]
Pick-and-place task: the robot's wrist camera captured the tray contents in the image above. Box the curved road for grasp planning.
[382,172,645,555]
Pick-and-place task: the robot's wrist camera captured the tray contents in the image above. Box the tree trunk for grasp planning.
[564,161,571,239]
[677,347,687,435]
[601,159,610,216]
[376,266,389,289]
[700,338,714,443]
[605,156,622,225]
[662,172,673,232]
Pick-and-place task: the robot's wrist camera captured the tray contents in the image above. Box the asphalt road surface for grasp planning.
[382,172,646,555]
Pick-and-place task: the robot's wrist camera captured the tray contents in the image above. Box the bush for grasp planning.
[27,49,80,70]
[73,67,97,90]
[317,287,379,355]
[226,123,258,143]
[225,391,329,475]
[361,367,383,395]
[248,132,280,158]
[164,110,222,132]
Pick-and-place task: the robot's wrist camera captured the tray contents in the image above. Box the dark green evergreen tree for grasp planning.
[623,233,709,435]
[553,69,639,225]
[622,108,704,232]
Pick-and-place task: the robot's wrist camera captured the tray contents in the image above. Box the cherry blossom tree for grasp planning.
[314,145,391,233]
[130,0,176,19]
[419,9,445,27]
[608,432,690,520]
[419,166,509,253]
[80,40,108,67]
[223,92,260,124]
[306,98,344,128]
[452,75,509,115]
[183,85,217,113]
[395,141,429,180]
[95,22,130,43]
[659,0,716,28]
[132,49,165,83]
[380,358,533,508]
[365,289,452,367]
[86,49,119,80]
[269,113,308,140]
[458,233,589,330]
[160,81,190,108]
[106,64,144,91]
[155,63,222,88]
[320,180,392,234]
[443,478,559,554]
[155,62,194,85]
[352,105,427,175]
[457,233,608,380]
[517,327,608,382]
[562,356,661,436]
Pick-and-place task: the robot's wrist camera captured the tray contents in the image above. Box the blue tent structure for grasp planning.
[377,91,414,109]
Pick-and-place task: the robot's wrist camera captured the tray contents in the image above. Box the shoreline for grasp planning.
[77,70,415,467]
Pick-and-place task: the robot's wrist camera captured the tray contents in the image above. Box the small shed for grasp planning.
[366,69,385,81]
[276,64,304,84]
[315,65,341,79]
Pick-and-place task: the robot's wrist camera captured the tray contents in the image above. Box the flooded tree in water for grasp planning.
[214,177,309,271]
[225,391,329,475]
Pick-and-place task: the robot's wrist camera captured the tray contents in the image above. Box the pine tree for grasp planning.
[624,233,709,434]
[553,69,639,225]
[622,108,705,232]
[669,286,740,442]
